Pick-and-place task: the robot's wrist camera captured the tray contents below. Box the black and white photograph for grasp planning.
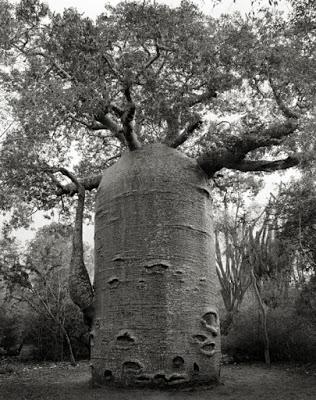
[0,0,315,399]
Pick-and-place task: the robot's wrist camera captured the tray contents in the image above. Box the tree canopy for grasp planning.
[0,0,315,226]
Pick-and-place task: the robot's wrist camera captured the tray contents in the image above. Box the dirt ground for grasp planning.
[0,361,315,400]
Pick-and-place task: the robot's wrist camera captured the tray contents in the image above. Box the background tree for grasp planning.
[214,189,253,334]
[273,175,316,280]
[0,223,92,364]
[222,188,316,363]
[0,228,27,356]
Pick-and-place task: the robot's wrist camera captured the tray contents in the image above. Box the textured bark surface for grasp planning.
[92,144,221,387]
[68,186,94,327]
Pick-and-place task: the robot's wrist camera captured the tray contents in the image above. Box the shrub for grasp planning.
[0,306,25,356]
[222,304,316,363]
[25,306,89,362]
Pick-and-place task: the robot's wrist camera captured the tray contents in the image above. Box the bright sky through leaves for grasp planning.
[37,0,291,19]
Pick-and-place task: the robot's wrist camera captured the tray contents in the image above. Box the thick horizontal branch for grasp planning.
[56,174,102,196]
[69,115,109,132]
[58,167,80,186]
[227,155,303,172]
[237,118,299,154]
[57,168,86,199]
[197,118,299,177]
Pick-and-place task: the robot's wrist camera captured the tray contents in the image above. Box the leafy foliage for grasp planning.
[271,174,316,278]
[0,222,91,362]
[0,0,314,226]
[223,301,316,362]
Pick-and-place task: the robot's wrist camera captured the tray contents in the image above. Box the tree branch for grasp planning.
[163,86,217,146]
[226,155,304,172]
[94,113,126,144]
[268,76,299,120]
[144,40,161,70]
[58,168,81,187]
[55,174,102,196]
[102,53,120,78]
[48,172,64,191]
[163,108,180,145]
[120,84,141,151]
[110,104,124,118]
[186,87,217,107]
[69,115,110,132]
[13,44,127,149]
[139,38,172,74]
[170,118,203,148]
[13,45,74,81]
[16,43,127,147]
[197,118,299,177]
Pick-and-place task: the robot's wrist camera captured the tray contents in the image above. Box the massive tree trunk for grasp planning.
[92,144,221,387]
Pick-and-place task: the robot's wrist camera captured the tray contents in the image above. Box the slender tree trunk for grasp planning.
[54,327,58,362]
[251,270,271,366]
[35,291,77,366]
[61,326,76,366]
[4,339,25,356]
[60,326,64,362]
[221,310,235,335]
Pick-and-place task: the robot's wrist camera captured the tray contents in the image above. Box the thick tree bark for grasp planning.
[68,182,95,327]
[58,168,95,328]
[113,83,142,151]
[120,102,141,151]
[92,143,221,387]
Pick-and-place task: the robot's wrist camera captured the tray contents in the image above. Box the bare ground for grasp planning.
[0,361,315,400]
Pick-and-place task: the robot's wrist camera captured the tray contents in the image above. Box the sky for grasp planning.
[44,0,254,18]
[39,0,291,19]
[10,0,293,246]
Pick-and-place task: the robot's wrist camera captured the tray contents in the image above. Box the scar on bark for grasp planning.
[116,331,136,346]
[201,311,219,336]
[59,168,95,328]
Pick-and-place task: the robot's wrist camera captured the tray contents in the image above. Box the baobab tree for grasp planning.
[0,0,315,387]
